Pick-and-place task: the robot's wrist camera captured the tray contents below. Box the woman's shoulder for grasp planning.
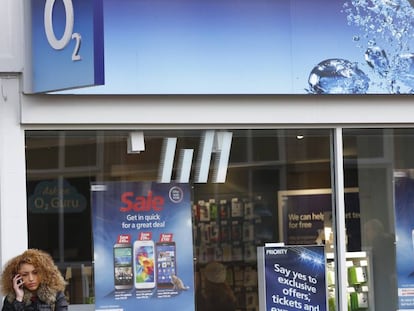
[55,291,68,304]
[55,292,66,298]
[54,291,69,310]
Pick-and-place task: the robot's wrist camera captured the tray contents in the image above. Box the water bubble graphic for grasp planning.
[308,59,370,94]
[381,0,401,9]
[396,53,414,87]
[365,46,390,76]
[306,0,414,93]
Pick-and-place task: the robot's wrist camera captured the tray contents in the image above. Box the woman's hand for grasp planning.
[12,274,24,302]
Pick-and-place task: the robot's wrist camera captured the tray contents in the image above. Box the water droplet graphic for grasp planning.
[381,0,401,9]
[336,0,414,93]
[396,53,414,88]
[365,46,390,76]
[308,59,370,94]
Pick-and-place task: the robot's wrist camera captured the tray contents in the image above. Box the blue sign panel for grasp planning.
[30,0,104,93]
[32,0,414,94]
[63,0,414,95]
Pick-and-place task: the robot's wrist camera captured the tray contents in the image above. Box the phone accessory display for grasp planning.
[350,292,369,310]
[195,195,273,311]
[326,252,372,311]
[348,266,368,285]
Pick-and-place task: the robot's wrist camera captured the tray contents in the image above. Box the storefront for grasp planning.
[13,95,414,311]
[2,0,414,311]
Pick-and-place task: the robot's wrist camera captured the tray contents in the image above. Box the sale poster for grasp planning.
[91,181,195,311]
[393,170,414,310]
[262,245,327,311]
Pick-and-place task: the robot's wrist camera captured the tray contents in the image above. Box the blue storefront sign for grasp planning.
[65,0,414,95]
[29,0,104,93]
[29,0,414,94]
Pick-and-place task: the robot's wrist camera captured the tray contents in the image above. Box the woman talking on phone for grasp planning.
[0,249,68,311]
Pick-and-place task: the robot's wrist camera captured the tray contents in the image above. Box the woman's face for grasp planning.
[18,263,42,292]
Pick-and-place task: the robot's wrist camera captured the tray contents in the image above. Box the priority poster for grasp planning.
[91,181,195,311]
[262,245,327,311]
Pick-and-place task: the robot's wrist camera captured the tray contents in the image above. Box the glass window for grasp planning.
[343,128,402,311]
[25,129,334,308]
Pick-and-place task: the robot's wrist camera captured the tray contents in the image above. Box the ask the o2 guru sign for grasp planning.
[30,0,104,93]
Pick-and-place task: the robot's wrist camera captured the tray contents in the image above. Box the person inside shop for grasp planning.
[195,269,207,311]
[363,218,397,311]
[201,261,236,311]
[0,248,68,311]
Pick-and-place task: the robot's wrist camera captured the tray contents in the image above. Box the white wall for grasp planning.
[0,0,23,72]
[0,0,27,291]
[0,76,28,268]
[19,94,414,127]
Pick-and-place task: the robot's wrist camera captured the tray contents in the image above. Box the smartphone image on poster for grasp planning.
[156,241,176,288]
[113,243,134,290]
[133,240,156,289]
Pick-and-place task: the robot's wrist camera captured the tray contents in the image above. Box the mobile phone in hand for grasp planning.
[15,275,23,288]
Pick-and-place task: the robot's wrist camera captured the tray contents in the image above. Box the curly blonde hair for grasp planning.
[0,249,66,295]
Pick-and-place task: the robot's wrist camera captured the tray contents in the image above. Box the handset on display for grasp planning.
[133,240,156,289]
[155,241,177,288]
[113,243,134,290]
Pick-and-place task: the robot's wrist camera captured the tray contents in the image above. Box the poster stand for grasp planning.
[257,243,327,311]
[257,243,286,311]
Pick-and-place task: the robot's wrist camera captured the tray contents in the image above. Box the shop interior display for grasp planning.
[193,196,275,311]
[327,252,374,311]
[192,194,373,311]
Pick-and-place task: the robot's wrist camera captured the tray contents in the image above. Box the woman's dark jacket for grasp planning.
[1,285,68,311]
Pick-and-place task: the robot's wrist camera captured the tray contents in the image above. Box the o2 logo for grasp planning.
[44,0,82,61]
